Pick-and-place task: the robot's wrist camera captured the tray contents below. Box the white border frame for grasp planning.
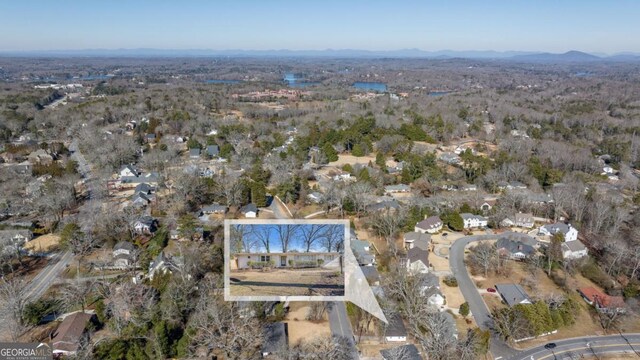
[224,219,349,302]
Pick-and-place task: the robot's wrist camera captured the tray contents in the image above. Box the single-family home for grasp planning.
[461,184,478,191]
[439,152,461,164]
[414,216,443,234]
[145,133,156,143]
[206,145,220,157]
[148,251,182,279]
[514,213,535,228]
[133,216,157,235]
[578,287,625,314]
[235,252,340,270]
[495,283,532,307]
[385,184,411,194]
[134,182,154,195]
[385,314,408,342]
[480,199,496,213]
[366,200,400,212]
[27,149,53,165]
[562,240,588,259]
[262,322,288,358]
[113,241,136,269]
[51,312,96,356]
[131,192,152,208]
[352,239,376,266]
[201,203,227,215]
[0,230,32,255]
[380,344,422,360]
[189,148,201,159]
[496,238,536,260]
[461,213,488,229]
[539,222,578,242]
[406,246,429,274]
[240,203,258,218]
[307,192,323,203]
[119,164,140,178]
[403,232,430,251]
[361,266,381,286]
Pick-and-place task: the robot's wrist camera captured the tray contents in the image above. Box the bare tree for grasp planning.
[251,224,273,253]
[468,242,497,277]
[0,278,27,341]
[275,224,300,252]
[300,224,327,252]
[368,208,406,257]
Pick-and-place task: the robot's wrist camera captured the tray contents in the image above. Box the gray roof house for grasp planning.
[385,313,408,342]
[439,152,461,164]
[380,344,422,360]
[201,203,227,214]
[403,232,430,250]
[262,322,288,357]
[495,283,532,307]
[189,148,201,158]
[134,183,153,194]
[240,203,258,217]
[496,238,536,260]
[415,216,443,234]
[385,184,411,193]
[366,200,400,212]
[206,145,220,157]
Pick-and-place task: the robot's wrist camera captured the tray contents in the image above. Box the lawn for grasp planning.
[229,268,344,296]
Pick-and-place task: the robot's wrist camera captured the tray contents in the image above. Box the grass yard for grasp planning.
[229,268,344,296]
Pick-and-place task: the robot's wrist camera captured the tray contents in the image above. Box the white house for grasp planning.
[234,252,341,270]
[539,222,578,242]
[562,240,588,259]
[112,241,136,269]
[119,164,140,178]
[240,203,258,218]
[414,216,443,234]
[461,213,488,229]
[406,247,429,274]
[385,314,408,342]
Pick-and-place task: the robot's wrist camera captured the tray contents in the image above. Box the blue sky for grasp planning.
[1,1,639,53]
[239,224,344,253]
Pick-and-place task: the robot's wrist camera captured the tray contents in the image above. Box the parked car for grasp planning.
[487,288,496,293]
[544,343,557,350]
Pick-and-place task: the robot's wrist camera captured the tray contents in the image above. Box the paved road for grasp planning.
[449,234,517,359]
[327,301,359,359]
[510,333,640,360]
[23,251,74,300]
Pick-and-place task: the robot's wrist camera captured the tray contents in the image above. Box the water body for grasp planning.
[353,82,387,92]
[283,73,319,87]
[205,79,242,84]
[428,91,453,96]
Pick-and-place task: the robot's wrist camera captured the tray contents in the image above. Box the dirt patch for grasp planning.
[482,293,505,310]
[285,302,331,345]
[230,268,344,296]
[429,254,450,272]
[329,154,375,167]
[25,234,61,252]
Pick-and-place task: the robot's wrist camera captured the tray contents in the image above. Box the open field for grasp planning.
[285,302,331,345]
[229,268,344,296]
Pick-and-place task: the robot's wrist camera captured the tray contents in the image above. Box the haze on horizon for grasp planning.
[1,0,639,54]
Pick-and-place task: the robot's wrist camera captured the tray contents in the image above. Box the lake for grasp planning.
[353,82,387,92]
[428,91,453,96]
[284,73,320,87]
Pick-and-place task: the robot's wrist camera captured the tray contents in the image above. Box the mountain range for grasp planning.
[2,48,640,62]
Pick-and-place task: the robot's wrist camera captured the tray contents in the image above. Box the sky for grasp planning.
[1,1,639,54]
[237,224,344,253]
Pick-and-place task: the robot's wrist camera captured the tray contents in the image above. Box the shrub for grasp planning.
[443,275,458,287]
[248,260,274,269]
[459,302,470,318]
[23,299,61,326]
[581,260,615,292]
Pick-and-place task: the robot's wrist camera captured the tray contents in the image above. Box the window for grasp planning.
[260,255,270,262]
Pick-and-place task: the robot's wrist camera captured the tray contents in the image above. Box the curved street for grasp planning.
[449,234,640,360]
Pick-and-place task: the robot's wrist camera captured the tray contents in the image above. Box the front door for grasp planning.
[281,256,287,267]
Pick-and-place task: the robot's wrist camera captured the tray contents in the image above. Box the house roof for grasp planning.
[407,247,429,266]
[366,200,400,212]
[114,241,135,252]
[578,287,625,309]
[563,240,587,252]
[496,238,536,257]
[514,213,534,223]
[461,213,487,221]
[262,322,288,354]
[206,144,220,154]
[385,184,411,191]
[385,313,408,337]
[52,312,94,352]
[415,216,442,231]
[543,222,575,235]
[499,232,538,247]
[495,283,531,307]
[134,182,153,193]
[135,216,155,227]
[404,232,431,250]
[361,266,381,284]
[351,239,370,255]
[240,203,258,213]
[201,203,227,213]
[380,344,422,360]
[189,148,201,157]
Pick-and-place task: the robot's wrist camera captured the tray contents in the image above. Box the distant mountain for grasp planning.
[0,48,537,59]
[510,50,602,63]
[1,48,639,62]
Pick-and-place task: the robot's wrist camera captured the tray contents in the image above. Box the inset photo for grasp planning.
[225,220,348,301]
